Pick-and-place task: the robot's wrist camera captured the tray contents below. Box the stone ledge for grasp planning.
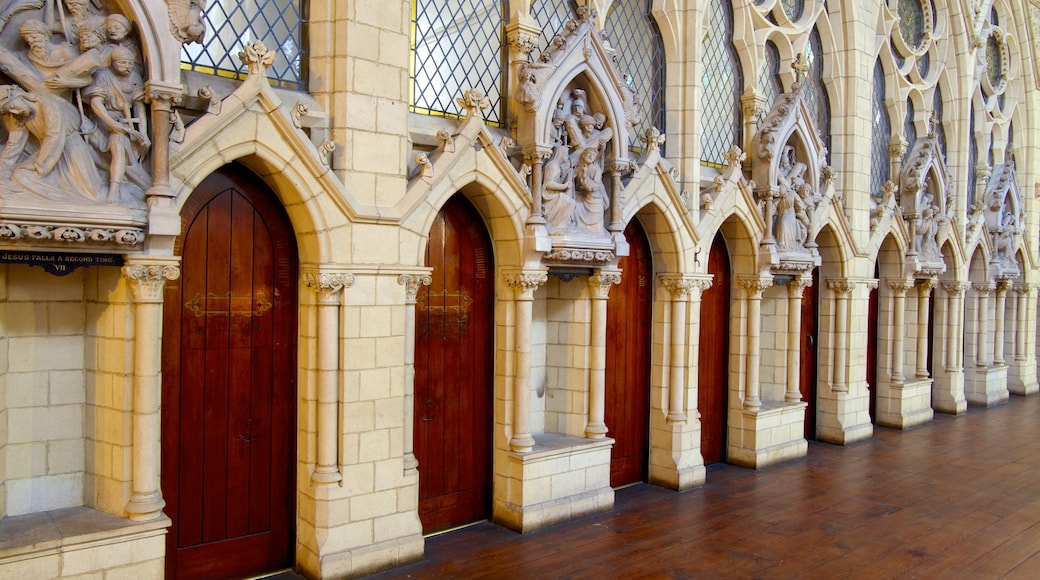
[0,506,169,563]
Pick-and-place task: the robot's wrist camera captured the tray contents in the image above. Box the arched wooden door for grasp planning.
[699,235,731,465]
[800,267,820,440]
[867,265,879,423]
[415,195,494,534]
[605,219,653,487]
[161,165,297,580]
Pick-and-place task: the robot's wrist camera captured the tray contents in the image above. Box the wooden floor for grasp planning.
[368,395,1040,579]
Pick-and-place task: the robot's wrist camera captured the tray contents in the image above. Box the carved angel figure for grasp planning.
[167,0,207,44]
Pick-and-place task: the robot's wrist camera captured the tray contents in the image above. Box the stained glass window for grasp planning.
[531,0,575,56]
[967,109,977,208]
[412,0,505,125]
[933,87,946,160]
[782,0,804,22]
[903,98,916,164]
[917,51,930,79]
[898,0,925,50]
[605,0,667,150]
[700,0,743,168]
[871,61,891,198]
[760,41,782,114]
[181,0,307,88]
[986,35,1002,88]
[804,27,831,160]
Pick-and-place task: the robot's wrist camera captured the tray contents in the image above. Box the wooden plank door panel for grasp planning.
[605,220,652,487]
[800,268,820,440]
[163,166,297,580]
[415,195,494,534]
[699,235,731,465]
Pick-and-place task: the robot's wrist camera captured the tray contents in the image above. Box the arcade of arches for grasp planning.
[0,1,1038,578]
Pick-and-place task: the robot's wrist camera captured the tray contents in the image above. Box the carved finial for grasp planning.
[456,89,490,118]
[239,40,276,76]
[792,51,810,83]
[722,146,746,169]
[641,127,666,152]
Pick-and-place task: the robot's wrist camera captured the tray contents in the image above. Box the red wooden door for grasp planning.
[867,269,879,423]
[162,166,297,580]
[698,235,731,465]
[605,220,653,487]
[415,195,494,534]
[800,267,820,440]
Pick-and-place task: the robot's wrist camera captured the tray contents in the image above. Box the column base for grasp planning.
[932,369,967,414]
[311,466,343,486]
[876,378,934,429]
[125,492,165,521]
[727,401,807,469]
[965,366,1010,407]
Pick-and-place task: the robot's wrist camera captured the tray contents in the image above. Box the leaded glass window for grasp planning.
[917,51,930,78]
[871,61,891,198]
[760,41,782,113]
[804,27,831,160]
[967,109,977,207]
[700,0,743,168]
[898,0,925,50]
[532,0,575,56]
[605,0,666,150]
[933,87,946,160]
[903,98,916,164]
[782,0,804,22]
[181,0,307,88]
[986,35,1002,88]
[412,0,505,125]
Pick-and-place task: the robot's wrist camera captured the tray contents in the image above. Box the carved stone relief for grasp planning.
[898,115,951,277]
[984,159,1022,280]
[0,0,150,249]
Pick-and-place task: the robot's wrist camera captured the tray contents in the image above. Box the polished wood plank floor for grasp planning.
[369,395,1040,579]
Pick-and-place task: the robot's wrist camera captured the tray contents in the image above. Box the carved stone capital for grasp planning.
[739,276,773,297]
[145,81,184,109]
[826,279,854,296]
[886,278,915,295]
[123,260,181,302]
[588,271,622,299]
[659,275,709,300]
[941,281,967,296]
[1013,283,1036,295]
[303,270,355,303]
[972,282,997,296]
[398,273,432,303]
[995,279,1012,294]
[504,270,548,299]
[787,276,813,298]
[916,278,937,295]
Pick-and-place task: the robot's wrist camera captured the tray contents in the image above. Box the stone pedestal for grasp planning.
[728,401,807,469]
[494,434,614,533]
[876,378,934,429]
[965,366,1010,406]
[932,370,967,414]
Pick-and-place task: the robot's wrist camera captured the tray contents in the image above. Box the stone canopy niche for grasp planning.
[513,6,642,269]
[984,154,1023,281]
[751,80,831,275]
[0,0,149,250]
[899,116,951,278]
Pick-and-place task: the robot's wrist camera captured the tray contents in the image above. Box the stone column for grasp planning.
[1014,284,1029,362]
[586,270,622,437]
[915,279,936,379]
[144,82,181,201]
[740,276,773,411]
[973,283,996,367]
[994,280,1010,366]
[785,277,811,402]
[608,162,627,234]
[303,270,355,486]
[887,279,914,383]
[941,282,965,372]
[122,258,180,521]
[504,270,548,452]
[828,279,853,392]
[660,276,703,423]
[399,273,432,473]
[523,148,551,224]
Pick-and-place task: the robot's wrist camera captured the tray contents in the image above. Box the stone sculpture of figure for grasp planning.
[917,194,941,260]
[541,144,576,230]
[774,146,809,250]
[55,0,101,45]
[551,99,566,144]
[994,210,1016,262]
[0,85,104,202]
[45,18,107,92]
[17,18,77,82]
[85,45,149,202]
[574,146,609,235]
[516,61,550,113]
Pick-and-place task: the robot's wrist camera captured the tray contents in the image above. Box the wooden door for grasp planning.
[867,267,879,423]
[605,219,653,487]
[162,166,297,580]
[415,195,494,534]
[698,235,731,465]
[800,267,820,440]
